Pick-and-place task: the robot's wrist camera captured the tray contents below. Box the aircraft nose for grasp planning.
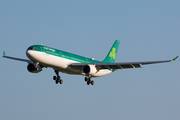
[26,50,32,58]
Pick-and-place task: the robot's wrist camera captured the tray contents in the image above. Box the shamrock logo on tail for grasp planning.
[109,48,116,60]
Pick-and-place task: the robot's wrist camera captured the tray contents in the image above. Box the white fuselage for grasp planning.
[26,50,112,77]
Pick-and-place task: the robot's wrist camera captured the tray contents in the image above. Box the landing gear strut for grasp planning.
[85,77,94,85]
[53,70,63,84]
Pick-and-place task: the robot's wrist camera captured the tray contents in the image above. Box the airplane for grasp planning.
[3,40,178,85]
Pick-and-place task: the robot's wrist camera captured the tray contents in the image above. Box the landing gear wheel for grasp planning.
[60,80,63,84]
[91,80,94,85]
[85,76,94,85]
[55,80,58,84]
[87,81,90,85]
[85,77,88,81]
[53,70,64,85]
[53,76,56,80]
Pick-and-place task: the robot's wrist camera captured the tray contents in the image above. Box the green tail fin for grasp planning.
[102,40,120,63]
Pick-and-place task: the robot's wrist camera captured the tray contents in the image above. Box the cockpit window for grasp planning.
[28,47,33,50]
[33,48,37,50]
[28,47,37,50]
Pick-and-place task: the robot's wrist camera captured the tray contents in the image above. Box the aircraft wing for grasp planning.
[3,51,32,63]
[70,56,178,70]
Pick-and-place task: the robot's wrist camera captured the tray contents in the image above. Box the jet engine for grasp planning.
[82,64,97,75]
[27,63,42,73]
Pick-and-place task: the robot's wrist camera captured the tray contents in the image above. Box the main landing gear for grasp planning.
[53,70,63,84]
[85,77,94,85]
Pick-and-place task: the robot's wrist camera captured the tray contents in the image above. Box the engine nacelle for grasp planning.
[82,64,97,75]
[27,63,42,73]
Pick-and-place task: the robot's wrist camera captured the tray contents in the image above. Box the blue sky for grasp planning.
[0,0,180,120]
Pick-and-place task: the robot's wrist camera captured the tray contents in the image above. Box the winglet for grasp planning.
[3,51,6,56]
[172,56,178,61]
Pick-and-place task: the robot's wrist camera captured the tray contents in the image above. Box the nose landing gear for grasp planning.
[85,77,94,85]
[53,70,63,84]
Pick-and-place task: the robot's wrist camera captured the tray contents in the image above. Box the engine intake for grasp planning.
[27,63,42,73]
[82,64,97,75]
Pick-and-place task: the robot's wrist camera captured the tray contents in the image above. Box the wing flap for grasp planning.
[96,64,142,69]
